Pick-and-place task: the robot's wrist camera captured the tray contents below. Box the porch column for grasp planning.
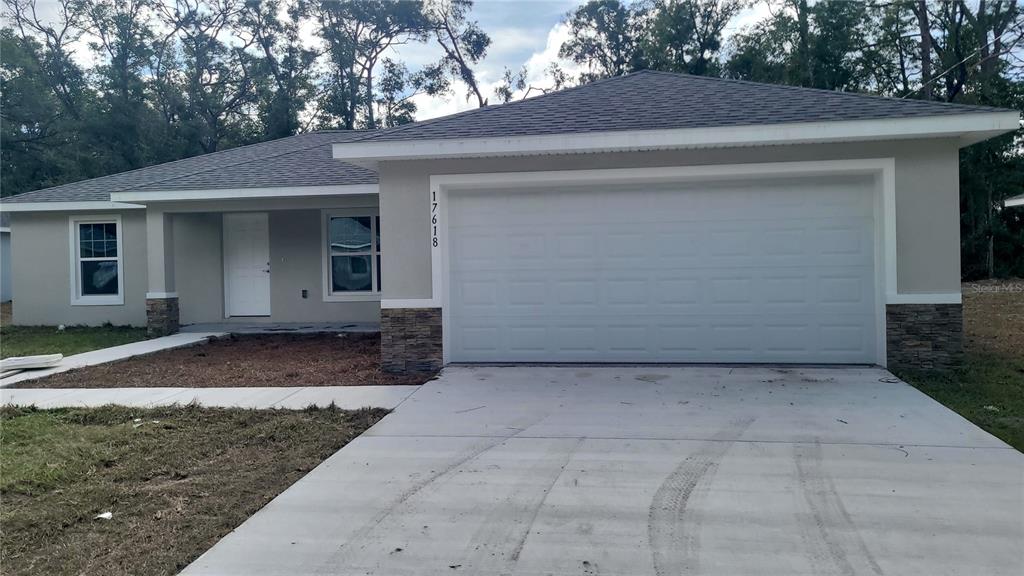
[145,209,179,336]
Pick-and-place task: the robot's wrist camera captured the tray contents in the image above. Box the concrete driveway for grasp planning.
[182,366,1023,575]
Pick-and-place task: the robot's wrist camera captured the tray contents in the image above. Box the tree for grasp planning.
[237,0,317,138]
[493,66,526,104]
[87,0,165,170]
[725,0,870,90]
[724,15,794,83]
[560,0,643,81]
[644,0,745,76]
[424,0,491,107]
[156,0,258,153]
[314,0,430,129]
[0,28,85,193]
[4,0,91,120]
[2,0,106,192]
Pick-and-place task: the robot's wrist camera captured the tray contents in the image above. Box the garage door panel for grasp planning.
[507,280,546,305]
[507,326,548,352]
[451,269,875,316]
[448,176,878,364]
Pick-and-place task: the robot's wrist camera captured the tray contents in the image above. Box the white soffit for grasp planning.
[111,184,379,203]
[0,201,145,212]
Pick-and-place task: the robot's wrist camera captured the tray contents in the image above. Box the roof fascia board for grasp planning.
[111,184,379,203]
[429,158,891,192]
[0,201,145,212]
[333,111,1020,163]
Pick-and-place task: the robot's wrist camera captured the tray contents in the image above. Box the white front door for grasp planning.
[223,212,271,317]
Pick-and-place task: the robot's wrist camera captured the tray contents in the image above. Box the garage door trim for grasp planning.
[426,159,897,366]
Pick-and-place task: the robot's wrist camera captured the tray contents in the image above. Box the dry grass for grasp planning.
[0,404,387,576]
[963,287,1024,358]
[897,280,1024,452]
[11,333,431,388]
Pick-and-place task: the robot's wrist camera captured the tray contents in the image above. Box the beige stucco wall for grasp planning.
[167,196,381,325]
[378,138,962,300]
[7,196,381,327]
[172,212,223,324]
[9,210,149,326]
[172,209,380,325]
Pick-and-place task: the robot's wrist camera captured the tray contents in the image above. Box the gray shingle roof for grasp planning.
[3,130,375,203]
[131,138,377,191]
[359,70,1009,142]
[5,70,1013,204]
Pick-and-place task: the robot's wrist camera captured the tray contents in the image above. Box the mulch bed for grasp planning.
[12,333,431,388]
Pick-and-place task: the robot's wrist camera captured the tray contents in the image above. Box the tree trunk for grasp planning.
[987,183,994,278]
[916,1,932,99]
[365,68,376,130]
[795,0,813,87]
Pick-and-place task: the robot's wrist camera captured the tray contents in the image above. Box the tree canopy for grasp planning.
[2,0,1022,278]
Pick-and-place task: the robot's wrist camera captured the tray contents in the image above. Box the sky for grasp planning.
[394,0,772,120]
[26,0,773,121]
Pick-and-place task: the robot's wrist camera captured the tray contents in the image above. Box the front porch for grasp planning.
[139,194,382,336]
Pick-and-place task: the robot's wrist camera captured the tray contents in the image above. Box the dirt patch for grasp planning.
[0,404,386,576]
[963,281,1024,358]
[14,333,431,388]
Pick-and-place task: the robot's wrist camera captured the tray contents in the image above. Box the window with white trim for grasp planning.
[323,211,380,300]
[70,215,124,305]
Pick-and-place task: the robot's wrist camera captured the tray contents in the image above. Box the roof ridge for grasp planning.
[358,72,642,142]
[640,69,1004,112]
[311,128,377,134]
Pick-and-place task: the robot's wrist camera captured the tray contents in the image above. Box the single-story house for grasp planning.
[2,71,1019,371]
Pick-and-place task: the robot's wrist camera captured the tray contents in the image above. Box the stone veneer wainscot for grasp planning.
[146,297,180,337]
[886,303,964,370]
[381,307,442,373]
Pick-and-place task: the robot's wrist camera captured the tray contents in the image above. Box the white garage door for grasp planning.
[447,175,878,364]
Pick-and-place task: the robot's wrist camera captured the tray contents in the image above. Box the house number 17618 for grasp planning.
[431,190,439,247]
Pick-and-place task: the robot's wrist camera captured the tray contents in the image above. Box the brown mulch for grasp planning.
[13,333,432,389]
[963,280,1024,358]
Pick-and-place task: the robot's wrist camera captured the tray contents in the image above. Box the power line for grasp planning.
[901,33,1009,98]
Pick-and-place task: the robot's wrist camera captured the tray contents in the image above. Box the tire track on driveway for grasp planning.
[794,441,884,576]
[648,417,755,576]
[314,413,547,574]
[460,436,585,572]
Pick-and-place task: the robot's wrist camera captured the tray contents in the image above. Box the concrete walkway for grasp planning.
[182,365,1023,576]
[0,385,418,410]
[0,332,226,387]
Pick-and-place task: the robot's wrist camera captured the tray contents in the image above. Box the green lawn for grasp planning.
[0,325,148,359]
[0,404,387,576]
[896,353,1024,452]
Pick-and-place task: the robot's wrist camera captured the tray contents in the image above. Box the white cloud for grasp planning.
[409,19,583,120]
[721,1,775,39]
[521,21,581,88]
